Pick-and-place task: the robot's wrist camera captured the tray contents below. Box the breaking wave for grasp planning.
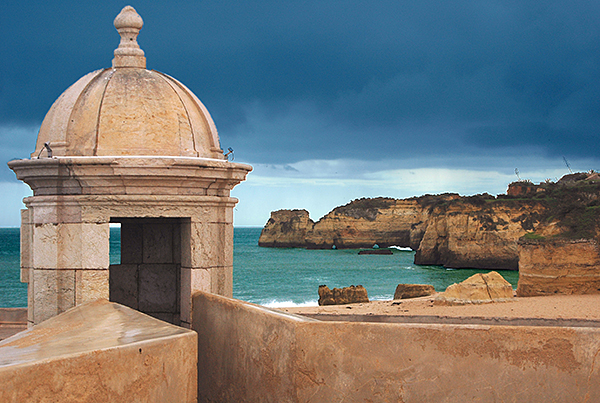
[390,246,413,251]
[261,299,318,308]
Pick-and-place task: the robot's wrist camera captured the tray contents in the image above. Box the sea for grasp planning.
[0,227,519,308]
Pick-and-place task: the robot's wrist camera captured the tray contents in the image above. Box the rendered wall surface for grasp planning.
[0,300,197,403]
[193,291,600,402]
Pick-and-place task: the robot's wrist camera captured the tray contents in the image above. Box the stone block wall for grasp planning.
[22,202,111,326]
[193,291,600,402]
[19,192,238,327]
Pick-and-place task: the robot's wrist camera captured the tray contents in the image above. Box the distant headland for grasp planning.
[259,172,600,272]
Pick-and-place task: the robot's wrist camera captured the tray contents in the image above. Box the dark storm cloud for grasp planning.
[2,0,600,165]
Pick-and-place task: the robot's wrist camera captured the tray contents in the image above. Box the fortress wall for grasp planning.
[194,290,302,402]
[0,300,197,403]
[0,308,27,342]
[193,291,600,402]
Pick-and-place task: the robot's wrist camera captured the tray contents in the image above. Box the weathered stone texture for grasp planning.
[193,291,600,403]
[318,285,369,306]
[258,209,315,247]
[7,5,251,327]
[394,284,435,299]
[414,202,547,270]
[259,196,552,270]
[435,271,514,305]
[307,198,428,250]
[0,300,197,403]
[517,239,600,296]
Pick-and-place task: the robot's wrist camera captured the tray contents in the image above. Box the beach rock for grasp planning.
[517,238,600,297]
[260,176,600,271]
[434,271,513,305]
[393,284,435,300]
[318,285,369,306]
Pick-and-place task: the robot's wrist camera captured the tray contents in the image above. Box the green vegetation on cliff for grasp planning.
[510,172,600,241]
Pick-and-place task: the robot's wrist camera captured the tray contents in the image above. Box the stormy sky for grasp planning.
[1,1,599,226]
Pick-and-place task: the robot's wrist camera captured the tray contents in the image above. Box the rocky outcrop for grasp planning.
[434,271,514,305]
[413,198,548,270]
[259,173,600,271]
[305,197,433,250]
[393,284,435,300]
[258,209,314,247]
[517,238,600,297]
[259,194,549,270]
[318,285,369,306]
[259,195,457,251]
[358,249,393,255]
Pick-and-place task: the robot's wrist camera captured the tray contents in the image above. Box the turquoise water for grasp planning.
[0,228,26,308]
[0,227,519,308]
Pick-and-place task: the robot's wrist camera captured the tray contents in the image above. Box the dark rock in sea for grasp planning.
[358,249,393,255]
[393,284,436,300]
[318,285,369,306]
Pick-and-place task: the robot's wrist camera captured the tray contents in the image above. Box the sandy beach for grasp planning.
[279,293,600,324]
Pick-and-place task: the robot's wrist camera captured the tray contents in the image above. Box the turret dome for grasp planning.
[33,6,223,159]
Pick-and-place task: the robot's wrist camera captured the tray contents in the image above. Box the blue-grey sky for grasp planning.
[1,1,599,226]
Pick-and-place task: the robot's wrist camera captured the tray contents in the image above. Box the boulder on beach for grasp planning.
[318,285,369,306]
[434,271,514,305]
[393,284,435,300]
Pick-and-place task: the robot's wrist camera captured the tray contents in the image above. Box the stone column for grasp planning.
[25,198,110,325]
[180,201,235,328]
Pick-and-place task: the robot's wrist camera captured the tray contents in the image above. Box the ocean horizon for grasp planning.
[0,227,519,308]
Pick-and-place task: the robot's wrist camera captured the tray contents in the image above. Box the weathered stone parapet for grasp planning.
[193,291,600,402]
[517,238,600,297]
[0,300,198,402]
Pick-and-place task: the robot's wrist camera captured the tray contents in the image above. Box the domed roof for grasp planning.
[34,6,223,159]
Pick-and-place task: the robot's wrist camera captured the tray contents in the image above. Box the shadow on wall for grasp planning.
[193,291,600,402]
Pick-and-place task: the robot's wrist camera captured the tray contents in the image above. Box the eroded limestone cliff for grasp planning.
[259,209,314,248]
[259,195,548,269]
[413,196,548,270]
[259,173,600,271]
[517,238,600,296]
[305,197,435,250]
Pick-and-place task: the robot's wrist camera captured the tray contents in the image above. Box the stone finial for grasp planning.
[112,6,146,68]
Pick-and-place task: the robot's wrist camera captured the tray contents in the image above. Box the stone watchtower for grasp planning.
[8,6,251,327]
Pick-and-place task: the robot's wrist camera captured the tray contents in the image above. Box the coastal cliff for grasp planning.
[517,238,600,296]
[413,196,548,269]
[259,194,548,269]
[305,197,435,250]
[259,173,600,270]
[258,209,314,248]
